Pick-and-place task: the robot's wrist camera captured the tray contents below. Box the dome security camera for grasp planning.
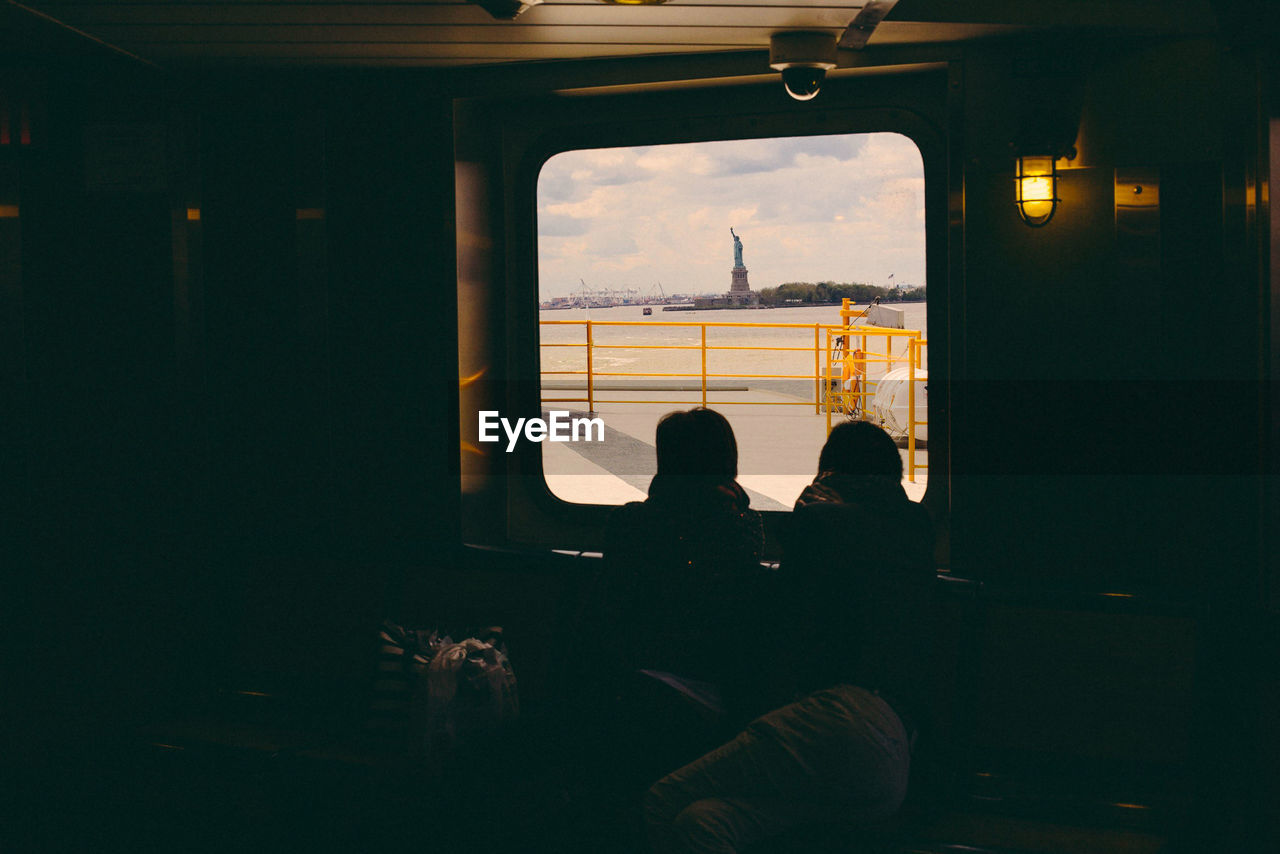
[769,32,838,102]
[780,67,827,102]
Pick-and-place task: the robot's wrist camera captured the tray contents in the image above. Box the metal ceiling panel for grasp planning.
[15,0,1205,68]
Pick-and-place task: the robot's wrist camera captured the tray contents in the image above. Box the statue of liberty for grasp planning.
[726,226,755,302]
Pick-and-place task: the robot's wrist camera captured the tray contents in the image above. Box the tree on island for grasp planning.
[757,281,926,306]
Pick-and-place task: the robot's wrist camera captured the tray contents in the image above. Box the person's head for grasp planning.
[654,408,738,480]
[817,420,902,480]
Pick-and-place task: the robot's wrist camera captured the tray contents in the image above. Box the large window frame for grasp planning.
[456,64,958,556]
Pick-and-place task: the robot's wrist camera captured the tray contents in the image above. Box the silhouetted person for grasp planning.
[644,420,934,854]
[794,417,906,507]
[595,408,768,785]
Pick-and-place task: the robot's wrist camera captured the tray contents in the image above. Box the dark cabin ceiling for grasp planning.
[10,0,1211,68]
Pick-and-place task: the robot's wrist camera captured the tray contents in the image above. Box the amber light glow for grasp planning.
[1016,155,1058,226]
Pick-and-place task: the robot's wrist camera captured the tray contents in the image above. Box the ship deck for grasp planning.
[541,386,928,510]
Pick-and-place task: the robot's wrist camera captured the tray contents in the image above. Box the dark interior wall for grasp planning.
[7,12,461,746]
[954,38,1273,847]
[953,39,1267,595]
[194,74,460,686]
[5,46,195,744]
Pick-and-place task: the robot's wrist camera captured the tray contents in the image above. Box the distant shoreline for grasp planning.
[542,298,926,311]
[771,299,926,307]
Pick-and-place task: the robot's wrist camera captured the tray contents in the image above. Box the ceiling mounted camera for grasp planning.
[769,32,838,102]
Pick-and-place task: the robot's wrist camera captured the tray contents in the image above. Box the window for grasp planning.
[535,133,927,510]
[456,72,951,550]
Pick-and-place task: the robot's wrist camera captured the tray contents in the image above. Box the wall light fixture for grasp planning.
[1015,155,1059,227]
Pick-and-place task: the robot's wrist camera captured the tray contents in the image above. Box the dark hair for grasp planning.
[817,421,902,479]
[654,408,738,480]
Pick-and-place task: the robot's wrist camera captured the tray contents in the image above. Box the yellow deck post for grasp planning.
[813,323,820,415]
[860,332,868,415]
[700,324,707,408]
[586,320,594,414]
[908,338,916,482]
[824,329,833,434]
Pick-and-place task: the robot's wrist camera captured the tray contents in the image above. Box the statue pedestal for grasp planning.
[727,266,758,305]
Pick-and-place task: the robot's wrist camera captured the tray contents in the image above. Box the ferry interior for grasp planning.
[5,0,1279,851]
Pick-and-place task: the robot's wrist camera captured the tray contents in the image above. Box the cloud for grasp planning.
[586,230,640,256]
[700,134,870,177]
[537,213,590,237]
[537,132,926,296]
[635,147,716,176]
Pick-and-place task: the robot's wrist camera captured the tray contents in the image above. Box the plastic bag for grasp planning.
[377,624,518,762]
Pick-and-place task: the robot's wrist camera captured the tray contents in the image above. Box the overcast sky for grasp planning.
[537,132,925,300]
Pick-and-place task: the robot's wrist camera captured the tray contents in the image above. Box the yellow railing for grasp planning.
[540,308,928,480]
[541,319,844,412]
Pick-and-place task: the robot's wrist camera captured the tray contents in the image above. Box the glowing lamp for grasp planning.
[1015,155,1058,227]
